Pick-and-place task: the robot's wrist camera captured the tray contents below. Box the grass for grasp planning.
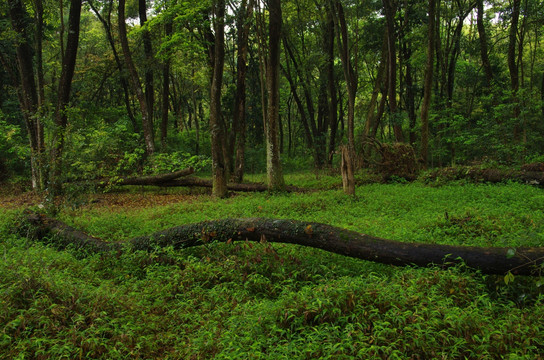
[1,175,544,359]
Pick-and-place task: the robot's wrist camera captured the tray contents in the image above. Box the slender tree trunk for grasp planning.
[7,0,42,190]
[363,33,387,163]
[266,0,285,191]
[118,0,155,155]
[50,0,82,194]
[87,0,136,129]
[420,0,436,168]
[210,0,228,197]
[233,0,253,183]
[326,8,338,166]
[33,0,46,187]
[383,0,403,142]
[508,0,521,141]
[161,20,173,150]
[477,0,493,86]
[331,0,356,195]
[139,0,154,131]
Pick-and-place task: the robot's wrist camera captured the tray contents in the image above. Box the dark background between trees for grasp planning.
[1,0,544,195]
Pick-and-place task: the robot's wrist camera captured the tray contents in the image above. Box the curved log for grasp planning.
[21,213,544,276]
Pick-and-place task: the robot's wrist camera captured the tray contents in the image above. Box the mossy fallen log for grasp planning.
[157,177,306,192]
[96,167,195,187]
[423,165,544,186]
[20,213,544,276]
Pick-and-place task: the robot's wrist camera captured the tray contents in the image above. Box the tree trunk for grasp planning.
[476,0,493,86]
[161,20,173,150]
[50,0,82,195]
[266,0,285,191]
[87,0,136,130]
[383,0,403,142]
[232,0,253,183]
[508,0,522,141]
[331,0,356,195]
[96,168,194,187]
[118,0,155,155]
[23,215,544,276]
[210,0,228,198]
[340,145,355,194]
[6,0,43,190]
[420,0,436,168]
[139,0,154,131]
[326,7,338,166]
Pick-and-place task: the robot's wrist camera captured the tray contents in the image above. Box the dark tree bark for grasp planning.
[326,7,338,166]
[266,0,285,191]
[50,0,82,194]
[23,215,544,276]
[363,33,388,163]
[232,0,254,183]
[119,0,155,155]
[508,0,522,141]
[476,0,493,86]
[6,0,43,189]
[139,0,154,129]
[420,0,436,168]
[161,20,173,150]
[87,0,136,129]
[97,168,194,186]
[383,0,403,142]
[210,0,228,197]
[330,0,356,195]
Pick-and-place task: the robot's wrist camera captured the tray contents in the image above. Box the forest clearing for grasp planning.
[2,0,544,357]
[2,174,544,358]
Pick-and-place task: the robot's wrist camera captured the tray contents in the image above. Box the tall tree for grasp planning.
[476,0,493,86]
[266,0,285,190]
[383,0,404,142]
[232,0,254,183]
[139,0,154,132]
[330,0,356,195]
[508,0,522,137]
[210,0,228,197]
[87,0,137,130]
[50,0,83,193]
[161,17,173,150]
[420,0,436,167]
[5,0,43,189]
[118,0,156,155]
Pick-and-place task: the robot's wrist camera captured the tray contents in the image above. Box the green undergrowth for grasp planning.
[2,181,544,359]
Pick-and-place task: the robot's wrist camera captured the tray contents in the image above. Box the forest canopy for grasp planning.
[1,0,544,193]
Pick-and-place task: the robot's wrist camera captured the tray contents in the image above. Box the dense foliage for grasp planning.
[1,179,544,358]
[1,0,544,187]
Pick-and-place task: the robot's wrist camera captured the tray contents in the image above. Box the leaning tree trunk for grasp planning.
[22,215,544,276]
[118,0,155,156]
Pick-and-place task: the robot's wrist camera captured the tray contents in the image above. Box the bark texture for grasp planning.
[22,215,544,276]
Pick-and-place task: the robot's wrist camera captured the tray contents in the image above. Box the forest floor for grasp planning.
[1,172,544,358]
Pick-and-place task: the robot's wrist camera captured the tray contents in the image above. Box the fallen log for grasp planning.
[21,213,544,276]
[423,166,544,186]
[157,177,306,192]
[98,167,195,186]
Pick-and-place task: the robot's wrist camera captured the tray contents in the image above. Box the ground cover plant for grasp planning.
[1,176,544,359]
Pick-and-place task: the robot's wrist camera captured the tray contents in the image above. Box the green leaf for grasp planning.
[506,248,516,259]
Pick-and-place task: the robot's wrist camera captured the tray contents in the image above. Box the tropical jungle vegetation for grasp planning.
[1,0,544,358]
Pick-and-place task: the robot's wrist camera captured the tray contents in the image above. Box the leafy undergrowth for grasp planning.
[2,180,544,359]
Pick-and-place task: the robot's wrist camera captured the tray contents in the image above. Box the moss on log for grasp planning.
[20,213,544,276]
